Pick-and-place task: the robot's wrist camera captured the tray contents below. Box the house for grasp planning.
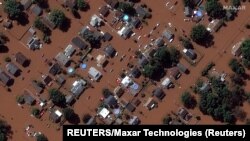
[50,109,62,123]
[113,86,124,98]
[104,95,118,108]
[56,75,66,85]
[161,77,173,88]
[183,49,197,60]
[23,91,36,105]
[104,0,118,9]
[64,44,75,57]
[20,0,32,10]
[42,15,56,30]
[144,97,157,110]
[153,88,165,100]
[49,63,61,76]
[128,116,140,125]
[121,76,133,88]
[90,15,102,27]
[63,0,76,9]
[199,82,211,93]
[154,37,165,47]
[103,32,113,42]
[27,37,41,50]
[184,7,193,17]
[71,79,86,98]
[31,81,43,94]
[55,52,70,66]
[99,6,109,17]
[41,75,52,85]
[98,107,110,119]
[65,94,75,105]
[96,54,107,67]
[79,26,91,37]
[170,67,181,80]
[88,67,102,81]
[138,56,149,67]
[31,5,42,16]
[126,102,136,112]
[131,18,141,28]
[104,45,116,57]
[177,63,188,74]
[6,63,20,77]
[163,30,174,42]
[71,36,88,50]
[207,19,223,33]
[232,41,243,56]
[15,52,30,67]
[117,26,132,39]
[135,5,147,19]
[129,67,141,78]
[0,70,12,86]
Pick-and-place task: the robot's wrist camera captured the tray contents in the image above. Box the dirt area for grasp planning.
[0,0,250,141]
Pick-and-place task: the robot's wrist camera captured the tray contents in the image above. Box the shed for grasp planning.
[15,52,30,67]
[71,36,88,50]
[184,7,192,17]
[104,45,116,57]
[20,0,32,10]
[183,49,197,60]
[170,67,181,80]
[161,77,172,88]
[154,37,165,47]
[153,88,165,100]
[99,6,109,17]
[177,63,188,74]
[103,32,113,42]
[0,70,12,86]
[64,44,76,57]
[55,52,70,66]
[31,5,42,16]
[49,63,61,76]
[163,30,174,42]
[65,94,75,105]
[56,75,66,85]
[104,95,117,108]
[88,67,102,81]
[23,90,35,105]
[126,103,135,112]
[6,63,20,77]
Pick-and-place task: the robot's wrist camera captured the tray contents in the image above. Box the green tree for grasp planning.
[36,134,48,141]
[117,2,135,16]
[102,88,112,98]
[0,120,11,141]
[16,95,25,104]
[181,91,197,109]
[76,0,89,11]
[31,108,40,118]
[142,60,163,79]
[241,39,250,68]
[3,0,22,19]
[181,38,193,49]
[229,59,245,75]
[49,9,66,28]
[168,47,180,64]
[205,0,225,19]
[49,89,66,107]
[154,48,171,67]
[82,114,91,124]
[34,17,50,35]
[231,0,241,7]
[190,24,210,44]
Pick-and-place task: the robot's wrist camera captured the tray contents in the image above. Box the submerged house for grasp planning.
[0,69,12,86]
[15,52,30,67]
[6,63,20,77]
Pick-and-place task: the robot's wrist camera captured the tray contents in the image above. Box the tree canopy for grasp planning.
[3,0,22,19]
[0,120,11,141]
[32,108,40,118]
[117,2,136,16]
[0,33,8,48]
[34,17,51,35]
[82,114,91,124]
[205,0,225,19]
[182,0,195,9]
[49,9,66,28]
[231,0,241,7]
[241,39,250,68]
[76,0,89,11]
[229,59,245,76]
[63,108,80,124]
[181,91,197,109]
[142,60,163,79]
[49,89,66,107]
[190,24,210,44]
[36,134,48,141]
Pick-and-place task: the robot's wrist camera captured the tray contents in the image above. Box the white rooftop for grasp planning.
[55,110,62,117]
[99,107,110,119]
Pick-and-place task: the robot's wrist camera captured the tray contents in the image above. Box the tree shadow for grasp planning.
[38,0,49,9]
[198,34,214,48]
[129,0,141,3]
[0,46,9,53]
[59,17,71,32]
[16,12,29,26]
[68,114,80,125]
[71,10,81,19]
[80,4,90,12]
